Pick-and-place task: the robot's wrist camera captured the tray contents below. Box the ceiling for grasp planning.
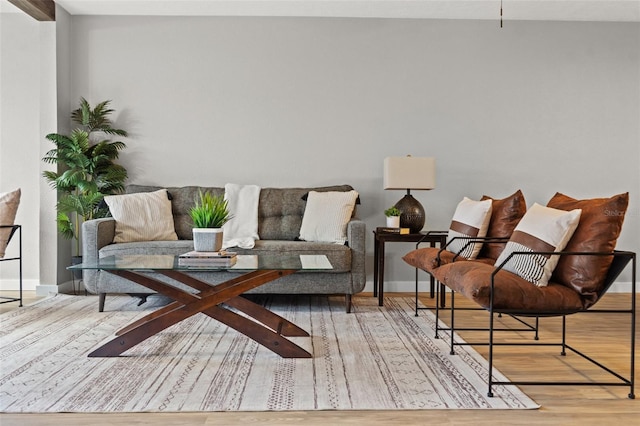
[2,0,639,22]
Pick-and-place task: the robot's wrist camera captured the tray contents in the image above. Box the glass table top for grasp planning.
[68,254,333,272]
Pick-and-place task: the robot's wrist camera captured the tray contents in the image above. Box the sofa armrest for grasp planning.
[81,218,116,294]
[347,218,366,293]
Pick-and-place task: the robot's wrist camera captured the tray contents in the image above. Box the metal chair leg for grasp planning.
[449,289,456,355]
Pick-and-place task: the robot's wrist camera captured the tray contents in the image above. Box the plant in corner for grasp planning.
[42,98,128,259]
[189,191,232,252]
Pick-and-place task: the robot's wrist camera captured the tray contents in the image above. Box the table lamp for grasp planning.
[383,156,436,233]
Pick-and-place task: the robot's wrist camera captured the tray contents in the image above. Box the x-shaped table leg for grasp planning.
[89,269,311,358]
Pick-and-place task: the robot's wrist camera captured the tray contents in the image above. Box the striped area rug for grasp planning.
[0,294,538,412]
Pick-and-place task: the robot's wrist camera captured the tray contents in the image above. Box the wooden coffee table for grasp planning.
[69,254,332,358]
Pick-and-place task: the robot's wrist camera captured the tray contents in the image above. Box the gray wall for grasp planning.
[68,16,639,288]
[0,12,57,291]
[2,14,638,291]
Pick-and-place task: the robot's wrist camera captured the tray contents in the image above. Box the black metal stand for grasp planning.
[434,283,539,343]
[486,251,636,399]
[440,250,636,399]
[413,231,448,315]
[0,225,22,307]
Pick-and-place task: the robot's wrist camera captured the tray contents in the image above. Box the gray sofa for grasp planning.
[82,184,366,313]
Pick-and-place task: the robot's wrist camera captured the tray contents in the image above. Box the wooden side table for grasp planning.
[373,230,446,308]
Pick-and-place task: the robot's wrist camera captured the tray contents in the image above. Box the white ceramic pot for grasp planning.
[192,228,224,252]
[386,216,400,228]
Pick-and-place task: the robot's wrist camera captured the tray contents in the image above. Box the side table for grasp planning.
[373,230,446,308]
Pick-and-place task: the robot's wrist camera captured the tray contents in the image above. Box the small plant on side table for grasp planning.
[384,206,401,218]
[384,206,401,228]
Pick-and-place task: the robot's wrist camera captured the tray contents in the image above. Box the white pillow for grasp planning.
[0,188,21,257]
[494,203,581,287]
[299,190,358,244]
[446,197,493,259]
[104,189,178,243]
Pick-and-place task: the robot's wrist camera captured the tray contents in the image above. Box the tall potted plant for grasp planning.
[189,191,232,252]
[42,98,128,261]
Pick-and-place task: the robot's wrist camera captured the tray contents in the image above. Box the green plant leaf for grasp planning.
[56,212,75,240]
[42,97,130,253]
[384,206,401,217]
[189,191,232,228]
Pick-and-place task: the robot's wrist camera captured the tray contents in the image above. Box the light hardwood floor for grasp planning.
[1,291,638,425]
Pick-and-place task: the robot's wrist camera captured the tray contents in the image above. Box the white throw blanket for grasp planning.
[222,183,261,249]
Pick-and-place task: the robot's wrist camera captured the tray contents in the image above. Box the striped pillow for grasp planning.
[298,190,358,244]
[495,203,581,287]
[446,197,493,259]
[105,189,178,243]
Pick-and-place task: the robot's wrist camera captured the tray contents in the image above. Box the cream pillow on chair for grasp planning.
[494,203,581,287]
[299,190,358,244]
[446,197,493,260]
[0,188,21,257]
[104,189,178,243]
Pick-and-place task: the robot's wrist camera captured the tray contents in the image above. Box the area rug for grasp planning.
[0,294,538,412]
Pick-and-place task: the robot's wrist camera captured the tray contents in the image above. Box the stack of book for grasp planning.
[178,250,238,267]
[376,227,410,235]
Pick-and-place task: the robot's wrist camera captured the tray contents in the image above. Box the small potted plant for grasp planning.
[189,191,232,252]
[384,206,401,228]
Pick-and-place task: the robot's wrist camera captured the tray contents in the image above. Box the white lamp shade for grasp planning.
[383,156,436,190]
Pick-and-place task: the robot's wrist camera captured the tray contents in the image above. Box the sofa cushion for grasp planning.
[259,185,355,241]
[547,192,629,307]
[479,189,527,260]
[298,190,359,244]
[433,261,585,312]
[100,239,194,258]
[446,197,493,260]
[125,185,222,240]
[126,184,356,241]
[0,188,20,258]
[494,203,581,287]
[105,189,178,243]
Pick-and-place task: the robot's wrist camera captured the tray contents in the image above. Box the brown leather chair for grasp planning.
[405,192,636,399]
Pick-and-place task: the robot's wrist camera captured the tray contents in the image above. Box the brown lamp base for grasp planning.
[394,191,425,233]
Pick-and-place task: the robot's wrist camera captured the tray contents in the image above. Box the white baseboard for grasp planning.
[0,279,83,296]
[0,279,40,292]
[35,284,59,296]
[364,280,636,294]
[36,280,82,296]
